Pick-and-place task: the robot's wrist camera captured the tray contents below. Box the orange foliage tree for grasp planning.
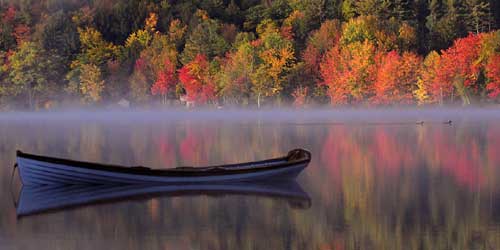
[178,54,216,105]
[13,24,30,45]
[320,41,378,105]
[373,51,422,105]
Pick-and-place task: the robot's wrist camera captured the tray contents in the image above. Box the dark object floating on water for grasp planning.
[16,149,311,186]
[444,120,452,125]
[16,181,311,218]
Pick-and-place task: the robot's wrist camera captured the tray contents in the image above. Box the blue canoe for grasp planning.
[16,149,311,186]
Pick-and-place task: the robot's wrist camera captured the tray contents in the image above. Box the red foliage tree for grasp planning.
[302,46,320,73]
[13,24,30,45]
[302,20,342,75]
[151,58,177,103]
[280,25,294,41]
[135,57,146,71]
[292,86,307,106]
[434,33,482,105]
[178,54,216,105]
[2,6,16,23]
[373,51,400,105]
[485,54,500,100]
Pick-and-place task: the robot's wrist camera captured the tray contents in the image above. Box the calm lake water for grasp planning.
[1,109,500,250]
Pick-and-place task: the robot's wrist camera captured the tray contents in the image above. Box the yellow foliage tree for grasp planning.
[79,63,104,103]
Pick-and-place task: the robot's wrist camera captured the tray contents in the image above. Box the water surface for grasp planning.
[1,109,500,249]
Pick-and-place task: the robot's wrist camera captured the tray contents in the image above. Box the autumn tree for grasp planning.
[178,54,217,106]
[250,19,295,107]
[66,27,119,102]
[373,51,422,105]
[126,15,179,103]
[8,42,56,109]
[168,19,187,49]
[436,33,482,105]
[477,30,500,66]
[298,20,342,102]
[124,12,157,60]
[151,58,177,104]
[320,41,378,105]
[217,38,256,105]
[79,63,105,103]
[340,15,416,52]
[415,51,441,104]
[73,27,120,67]
[302,20,342,75]
[129,58,150,103]
[292,86,308,106]
[485,54,500,99]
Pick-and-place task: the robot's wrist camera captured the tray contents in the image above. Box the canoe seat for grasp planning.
[287,149,309,162]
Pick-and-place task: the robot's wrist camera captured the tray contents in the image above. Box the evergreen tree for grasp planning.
[427,0,467,50]
[180,10,229,64]
[464,0,493,33]
[390,0,416,21]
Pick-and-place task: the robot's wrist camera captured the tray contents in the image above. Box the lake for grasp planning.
[1,109,500,250]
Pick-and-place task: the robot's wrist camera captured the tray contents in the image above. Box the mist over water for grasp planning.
[1,109,500,249]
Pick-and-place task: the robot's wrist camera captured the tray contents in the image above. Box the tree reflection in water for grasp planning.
[0,112,499,249]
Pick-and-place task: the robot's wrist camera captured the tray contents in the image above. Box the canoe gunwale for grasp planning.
[16,149,311,178]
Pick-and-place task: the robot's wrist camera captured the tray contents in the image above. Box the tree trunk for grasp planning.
[28,88,34,110]
[440,87,443,106]
[257,93,261,108]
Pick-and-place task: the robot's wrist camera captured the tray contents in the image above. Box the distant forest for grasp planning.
[0,0,500,109]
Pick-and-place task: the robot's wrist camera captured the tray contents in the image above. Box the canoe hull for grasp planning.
[16,150,310,186]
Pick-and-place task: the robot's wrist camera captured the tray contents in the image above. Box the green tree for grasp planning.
[427,0,468,50]
[243,0,292,30]
[35,11,80,65]
[74,27,120,68]
[66,27,120,100]
[342,0,357,20]
[92,0,152,44]
[0,6,17,51]
[218,39,256,105]
[355,0,390,18]
[180,10,229,64]
[464,0,493,33]
[0,51,10,106]
[390,0,416,21]
[8,42,55,109]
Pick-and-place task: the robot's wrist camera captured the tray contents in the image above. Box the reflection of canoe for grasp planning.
[16,181,311,217]
[16,149,311,186]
